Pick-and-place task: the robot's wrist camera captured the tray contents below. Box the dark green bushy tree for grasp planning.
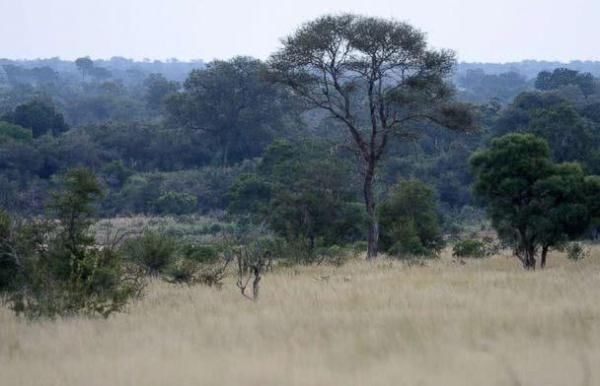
[535,68,596,97]
[471,133,600,270]
[4,168,142,318]
[494,92,596,165]
[121,230,177,276]
[165,57,295,166]
[2,99,69,138]
[75,57,94,81]
[378,179,443,257]
[143,73,179,111]
[229,139,366,256]
[0,209,20,293]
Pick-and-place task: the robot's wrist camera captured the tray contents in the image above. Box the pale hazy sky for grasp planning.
[1,0,599,63]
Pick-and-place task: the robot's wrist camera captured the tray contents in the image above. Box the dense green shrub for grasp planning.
[121,230,177,276]
[565,242,589,261]
[0,209,20,293]
[165,259,198,284]
[452,239,488,258]
[154,191,198,215]
[228,140,366,255]
[3,168,143,319]
[314,245,352,266]
[379,179,444,257]
[180,243,219,264]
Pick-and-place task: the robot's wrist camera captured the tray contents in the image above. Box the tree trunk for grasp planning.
[523,246,536,270]
[364,160,379,260]
[540,245,549,269]
[252,267,261,301]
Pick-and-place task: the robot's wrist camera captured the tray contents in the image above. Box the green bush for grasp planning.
[0,209,20,293]
[0,121,32,143]
[121,230,177,276]
[315,245,351,266]
[208,223,222,234]
[379,179,444,258]
[165,259,198,284]
[154,191,198,215]
[15,244,143,319]
[387,234,433,257]
[352,241,368,253]
[180,243,219,264]
[452,239,488,258]
[565,242,589,261]
[4,168,144,319]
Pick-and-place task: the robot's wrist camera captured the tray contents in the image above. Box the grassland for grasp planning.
[1,247,600,386]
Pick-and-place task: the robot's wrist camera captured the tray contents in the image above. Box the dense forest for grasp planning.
[2,55,599,218]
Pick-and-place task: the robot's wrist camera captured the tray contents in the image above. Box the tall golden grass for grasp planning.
[1,248,599,386]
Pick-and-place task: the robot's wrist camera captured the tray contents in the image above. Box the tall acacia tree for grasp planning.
[269,14,474,258]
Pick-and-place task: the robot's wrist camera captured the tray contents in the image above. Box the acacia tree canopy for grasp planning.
[268,14,475,258]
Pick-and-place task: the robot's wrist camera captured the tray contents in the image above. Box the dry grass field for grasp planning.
[1,247,600,386]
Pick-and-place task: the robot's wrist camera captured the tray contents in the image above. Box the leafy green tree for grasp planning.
[5,168,142,318]
[495,92,595,165]
[143,73,179,111]
[457,69,528,104]
[584,175,600,238]
[47,168,103,257]
[153,191,198,215]
[379,179,443,256]
[268,14,475,258]
[535,68,596,97]
[121,230,177,276]
[229,139,366,255]
[227,173,271,215]
[0,209,20,293]
[2,99,69,137]
[88,66,112,81]
[165,57,294,166]
[75,57,94,81]
[471,134,599,270]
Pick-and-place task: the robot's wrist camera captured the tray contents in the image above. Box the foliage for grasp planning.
[494,92,596,165]
[153,191,198,215]
[121,230,177,276]
[452,239,488,258]
[75,57,94,80]
[457,69,528,104]
[379,179,444,257]
[229,139,366,256]
[0,121,32,143]
[180,243,219,264]
[269,14,475,258]
[143,73,179,111]
[165,57,296,166]
[471,133,599,269]
[535,68,596,96]
[564,242,589,261]
[1,99,69,137]
[3,168,143,318]
[2,29,600,271]
[0,209,20,293]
